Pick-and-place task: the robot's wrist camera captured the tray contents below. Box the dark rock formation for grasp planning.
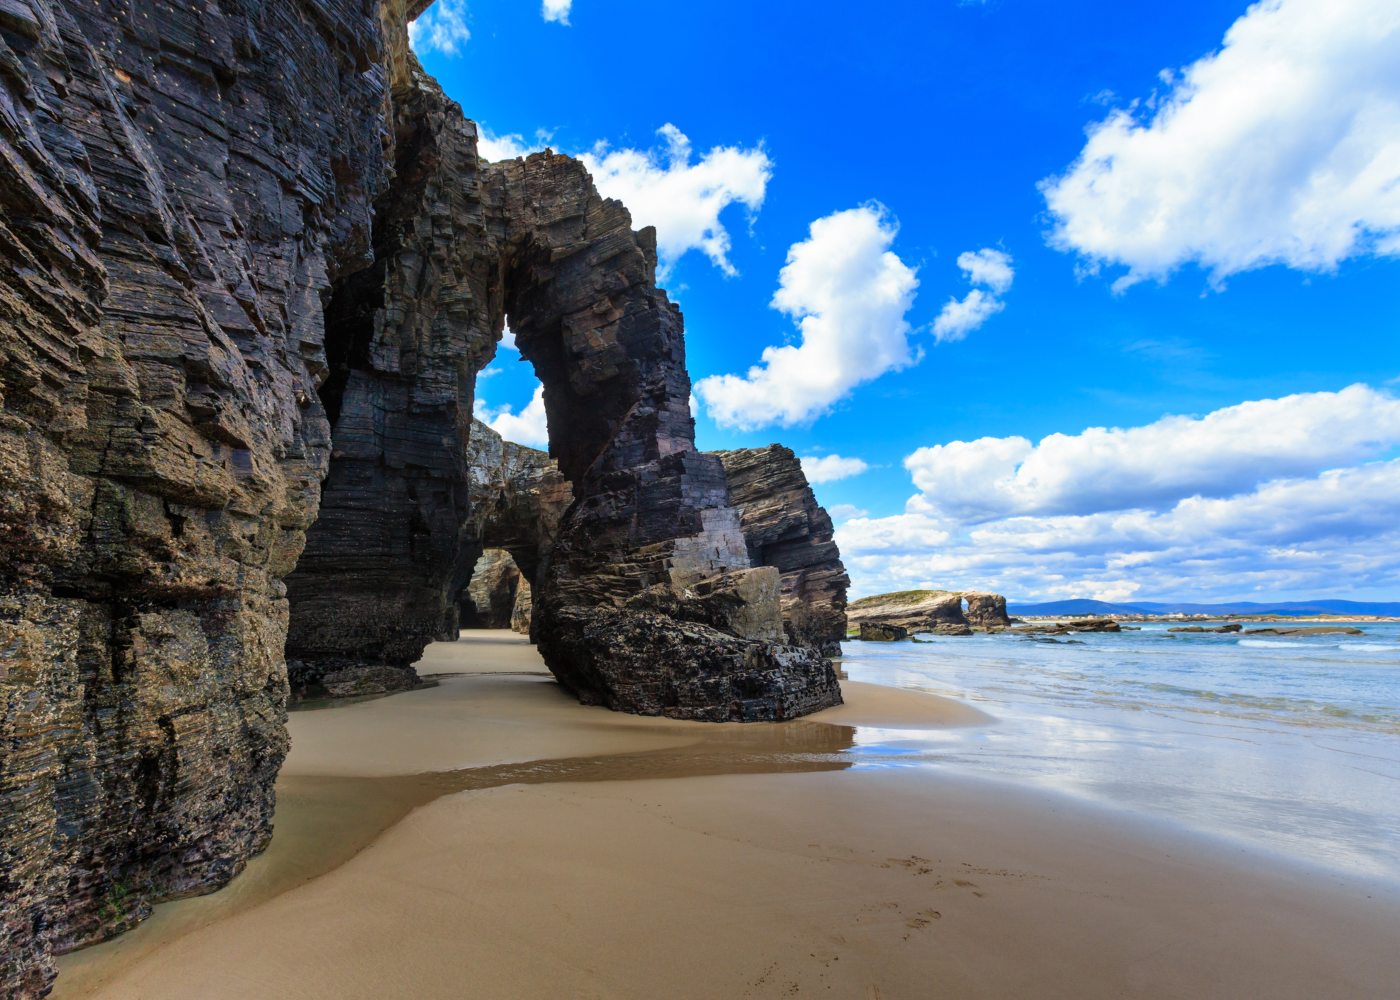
[715,446,850,655]
[510,578,534,635]
[283,60,500,692]
[1169,624,1243,633]
[0,0,394,992]
[1013,619,1122,635]
[1242,626,1364,636]
[484,154,842,722]
[932,623,975,636]
[0,1,846,991]
[963,592,1012,628]
[860,623,910,642]
[462,550,525,629]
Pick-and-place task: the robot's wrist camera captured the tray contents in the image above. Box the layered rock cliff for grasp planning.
[462,549,525,629]
[284,61,498,690]
[0,0,391,993]
[715,446,850,655]
[463,418,570,591]
[0,2,845,993]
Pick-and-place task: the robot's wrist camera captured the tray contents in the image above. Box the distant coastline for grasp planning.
[1005,598,1400,618]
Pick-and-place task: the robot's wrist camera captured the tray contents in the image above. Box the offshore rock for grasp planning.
[1013,619,1122,635]
[932,623,976,636]
[860,623,910,642]
[963,592,1012,629]
[847,589,1013,633]
[1242,626,1364,636]
[0,0,390,993]
[715,446,850,655]
[485,153,841,720]
[848,591,969,631]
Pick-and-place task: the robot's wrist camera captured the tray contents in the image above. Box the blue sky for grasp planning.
[413,0,1400,602]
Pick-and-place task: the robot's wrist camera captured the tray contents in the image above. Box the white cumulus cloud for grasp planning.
[955,247,1014,294]
[580,124,772,277]
[477,127,535,163]
[694,205,919,430]
[838,385,1400,601]
[904,384,1400,521]
[1042,0,1400,288]
[542,0,571,24]
[799,454,871,484]
[931,248,1015,343]
[408,0,470,57]
[827,504,869,522]
[482,385,549,448]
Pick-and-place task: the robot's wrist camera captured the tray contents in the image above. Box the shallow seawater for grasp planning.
[836,621,1400,882]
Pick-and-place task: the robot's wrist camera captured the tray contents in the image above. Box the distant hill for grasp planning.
[1006,599,1148,616]
[1008,598,1400,617]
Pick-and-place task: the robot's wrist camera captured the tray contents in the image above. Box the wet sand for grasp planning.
[56,631,1400,999]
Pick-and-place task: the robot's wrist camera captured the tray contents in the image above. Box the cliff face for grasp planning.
[0,0,391,993]
[715,446,850,655]
[1,2,845,993]
[284,65,499,689]
[463,418,571,588]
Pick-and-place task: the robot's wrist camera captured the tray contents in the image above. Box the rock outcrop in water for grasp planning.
[963,592,1012,629]
[715,446,850,656]
[848,589,1014,634]
[0,2,844,992]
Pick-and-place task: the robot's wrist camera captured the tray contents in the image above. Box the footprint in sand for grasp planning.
[904,908,942,930]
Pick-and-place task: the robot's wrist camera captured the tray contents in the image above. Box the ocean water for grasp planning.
[837,621,1400,882]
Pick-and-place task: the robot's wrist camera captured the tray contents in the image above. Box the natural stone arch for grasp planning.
[0,4,848,991]
[485,151,842,721]
[275,67,845,717]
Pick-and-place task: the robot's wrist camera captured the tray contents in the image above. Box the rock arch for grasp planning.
[486,152,841,721]
[0,4,846,993]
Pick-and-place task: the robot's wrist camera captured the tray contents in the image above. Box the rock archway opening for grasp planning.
[458,549,533,634]
[286,138,846,721]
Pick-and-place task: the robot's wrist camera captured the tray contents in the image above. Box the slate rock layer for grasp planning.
[0,0,391,993]
[484,153,842,721]
[715,446,851,656]
[283,62,499,691]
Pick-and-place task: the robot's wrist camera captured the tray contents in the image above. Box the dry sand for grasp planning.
[56,631,1400,999]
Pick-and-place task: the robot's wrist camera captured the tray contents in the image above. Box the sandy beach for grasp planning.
[54,631,1400,1000]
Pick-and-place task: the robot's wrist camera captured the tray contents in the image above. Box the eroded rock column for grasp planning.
[485,154,842,721]
[282,62,503,695]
